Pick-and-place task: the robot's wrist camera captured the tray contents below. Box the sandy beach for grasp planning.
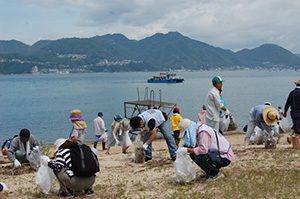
[1,133,300,199]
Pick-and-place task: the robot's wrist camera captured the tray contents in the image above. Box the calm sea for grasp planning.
[0,70,298,143]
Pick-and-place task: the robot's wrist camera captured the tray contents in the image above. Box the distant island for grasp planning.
[0,32,300,74]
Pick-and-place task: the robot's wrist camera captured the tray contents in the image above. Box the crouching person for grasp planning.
[178,119,235,180]
[49,139,99,197]
[7,128,39,168]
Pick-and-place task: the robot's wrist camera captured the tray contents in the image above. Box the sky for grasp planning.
[0,0,300,53]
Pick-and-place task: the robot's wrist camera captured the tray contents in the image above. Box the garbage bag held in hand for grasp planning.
[36,155,56,194]
[279,117,292,133]
[219,116,230,132]
[27,147,42,169]
[174,151,196,183]
[228,115,238,131]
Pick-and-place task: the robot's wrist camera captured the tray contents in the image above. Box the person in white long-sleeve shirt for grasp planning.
[205,76,229,132]
[92,112,107,150]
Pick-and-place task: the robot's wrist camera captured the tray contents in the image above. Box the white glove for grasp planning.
[143,143,149,150]
[115,139,120,145]
[14,159,21,168]
[0,182,8,192]
[33,146,39,152]
[177,147,188,155]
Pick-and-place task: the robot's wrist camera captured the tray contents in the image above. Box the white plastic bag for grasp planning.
[27,148,42,170]
[174,151,196,183]
[36,155,56,194]
[219,116,230,132]
[279,118,292,133]
[249,127,265,145]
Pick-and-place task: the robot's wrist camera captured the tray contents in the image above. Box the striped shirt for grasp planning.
[50,148,74,177]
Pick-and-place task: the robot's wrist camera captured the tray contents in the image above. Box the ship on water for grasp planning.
[147,72,184,83]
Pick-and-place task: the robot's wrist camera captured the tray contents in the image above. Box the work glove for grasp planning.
[14,159,21,168]
[0,182,8,192]
[177,147,188,155]
[283,112,287,118]
[33,146,39,152]
[142,143,149,150]
[115,139,120,146]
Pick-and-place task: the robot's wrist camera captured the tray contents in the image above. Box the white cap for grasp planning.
[54,138,67,151]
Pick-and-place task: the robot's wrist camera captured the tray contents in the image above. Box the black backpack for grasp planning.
[69,143,100,177]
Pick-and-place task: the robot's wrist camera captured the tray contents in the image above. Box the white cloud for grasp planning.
[15,0,300,52]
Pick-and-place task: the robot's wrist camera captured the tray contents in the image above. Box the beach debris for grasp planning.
[134,146,145,164]
[291,135,300,149]
[0,163,35,175]
[264,138,277,149]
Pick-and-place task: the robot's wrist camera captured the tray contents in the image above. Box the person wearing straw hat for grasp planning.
[205,76,230,132]
[283,80,300,135]
[178,118,235,180]
[244,104,280,148]
[69,109,87,144]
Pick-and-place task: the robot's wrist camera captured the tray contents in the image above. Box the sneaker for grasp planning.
[145,157,152,162]
[85,189,94,196]
[57,190,72,197]
[206,173,224,182]
[171,156,176,161]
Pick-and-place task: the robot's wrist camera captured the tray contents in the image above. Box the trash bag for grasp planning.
[27,148,42,170]
[174,151,196,183]
[219,116,230,132]
[228,115,238,131]
[36,155,56,194]
[279,117,292,133]
[249,127,265,145]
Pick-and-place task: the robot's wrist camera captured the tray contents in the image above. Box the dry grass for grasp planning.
[1,134,300,198]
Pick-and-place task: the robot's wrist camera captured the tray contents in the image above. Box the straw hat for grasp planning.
[179,118,192,133]
[294,80,300,85]
[70,109,82,117]
[54,138,66,151]
[262,106,279,126]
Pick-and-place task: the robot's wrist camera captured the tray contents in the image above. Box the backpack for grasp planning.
[69,143,100,177]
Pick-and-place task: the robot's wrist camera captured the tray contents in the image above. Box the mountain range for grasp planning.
[0,32,299,74]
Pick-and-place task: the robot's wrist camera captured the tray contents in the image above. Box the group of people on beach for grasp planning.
[1,76,300,195]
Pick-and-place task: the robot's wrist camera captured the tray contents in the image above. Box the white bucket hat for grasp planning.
[179,118,192,134]
[54,138,67,151]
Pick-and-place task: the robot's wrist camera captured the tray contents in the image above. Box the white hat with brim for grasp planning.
[263,106,279,126]
[54,138,67,151]
[179,118,192,134]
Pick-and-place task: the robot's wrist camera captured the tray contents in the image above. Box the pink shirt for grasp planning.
[193,131,236,162]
